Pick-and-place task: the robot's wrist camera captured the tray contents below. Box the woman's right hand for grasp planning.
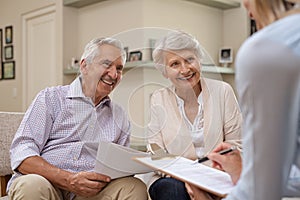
[208,143,242,184]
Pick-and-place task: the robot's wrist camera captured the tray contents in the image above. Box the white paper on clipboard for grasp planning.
[134,156,235,197]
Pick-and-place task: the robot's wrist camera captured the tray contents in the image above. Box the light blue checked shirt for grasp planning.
[8,76,131,194]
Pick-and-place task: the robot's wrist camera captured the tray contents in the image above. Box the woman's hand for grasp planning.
[208,143,242,184]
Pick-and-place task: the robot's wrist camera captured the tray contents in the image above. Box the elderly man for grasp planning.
[7,37,147,200]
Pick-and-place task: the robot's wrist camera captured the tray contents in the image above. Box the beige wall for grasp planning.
[0,0,56,112]
[0,0,248,112]
[143,0,223,63]
[64,0,247,67]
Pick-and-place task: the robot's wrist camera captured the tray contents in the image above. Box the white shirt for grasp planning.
[225,13,300,200]
[175,92,205,158]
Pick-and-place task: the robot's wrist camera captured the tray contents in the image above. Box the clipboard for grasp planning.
[134,156,235,197]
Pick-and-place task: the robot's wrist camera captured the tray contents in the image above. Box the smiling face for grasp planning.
[80,44,124,104]
[163,49,201,91]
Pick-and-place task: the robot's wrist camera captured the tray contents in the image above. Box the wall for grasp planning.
[0,0,59,112]
[223,3,249,66]
[66,0,225,64]
[222,1,248,93]
[62,0,247,67]
[143,0,223,63]
[63,0,248,91]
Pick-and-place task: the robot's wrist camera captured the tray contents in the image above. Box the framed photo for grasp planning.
[4,45,13,60]
[250,19,257,35]
[219,48,233,67]
[2,61,15,79]
[5,26,13,44]
[0,29,2,62]
[219,48,233,64]
[0,62,2,80]
[123,47,129,61]
[129,51,142,62]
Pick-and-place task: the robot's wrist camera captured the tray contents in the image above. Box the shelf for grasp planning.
[63,68,80,75]
[202,66,235,74]
[125,61,155,68]
[125,61,235,74]
[63,0,107,8]
[63,61,235,75]
[185,0,240,9]
[63,0,240,9]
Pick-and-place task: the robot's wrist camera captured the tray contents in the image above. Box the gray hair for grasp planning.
[152,30,203,72]
[80,37,126,64]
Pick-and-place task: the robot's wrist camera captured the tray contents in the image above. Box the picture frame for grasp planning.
[219,47,233,67]
[0,29,2,63]
[123,47,129,61]
[250,19,257,35]
[128,51,142,62]
[4,45,13,60]
[5,26,13,44]
[2,61,15,79]
[0,63,2,80]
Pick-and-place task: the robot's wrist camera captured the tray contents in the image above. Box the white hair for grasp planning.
[152,30,204,72]
[80,37,126,64]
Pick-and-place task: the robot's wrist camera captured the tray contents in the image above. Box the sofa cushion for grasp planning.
[0,112,24,176]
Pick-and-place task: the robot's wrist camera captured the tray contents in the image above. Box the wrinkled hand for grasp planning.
[208,142,242,184]
[185,183,213,200]
[155,170,171,178]
[67,171,111,197]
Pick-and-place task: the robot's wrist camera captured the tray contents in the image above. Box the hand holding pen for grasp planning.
[208,143,242,184]
[197,145,237,163]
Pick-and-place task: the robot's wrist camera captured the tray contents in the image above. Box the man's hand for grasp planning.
[67,171,111,197]
[208,142,242,184]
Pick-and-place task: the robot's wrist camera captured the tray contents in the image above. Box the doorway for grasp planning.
[22,5,59,110]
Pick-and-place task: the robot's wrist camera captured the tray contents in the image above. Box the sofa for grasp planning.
[0,112,24,199]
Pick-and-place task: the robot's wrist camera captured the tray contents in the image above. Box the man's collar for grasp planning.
[66,76,112,107]
[66,76,85,98]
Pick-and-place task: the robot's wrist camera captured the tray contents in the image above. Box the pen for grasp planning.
[197,146,237,163]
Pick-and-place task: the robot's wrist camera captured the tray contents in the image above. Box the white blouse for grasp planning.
[175,92,205,158]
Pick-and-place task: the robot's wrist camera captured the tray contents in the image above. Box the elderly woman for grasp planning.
[146,30,243,200]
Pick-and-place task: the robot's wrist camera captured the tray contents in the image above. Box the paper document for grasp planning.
[94,141,154,179]
[134,156,235,197]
